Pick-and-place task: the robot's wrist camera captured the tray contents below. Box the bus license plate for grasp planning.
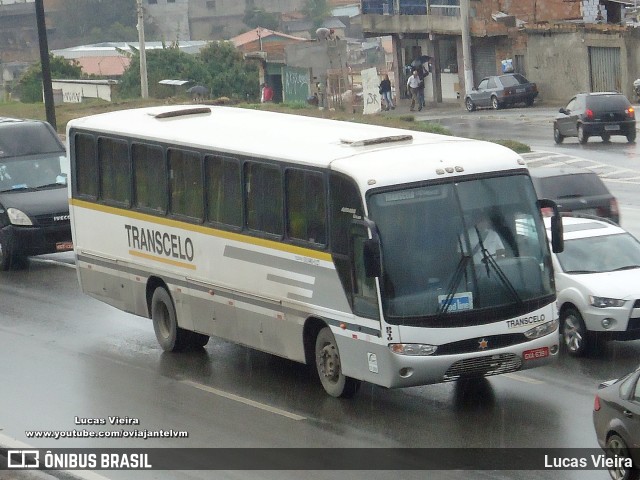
[523,347,549,361]
[56,241,73,252]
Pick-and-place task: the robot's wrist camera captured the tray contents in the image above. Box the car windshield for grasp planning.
[367,174,554,324]
[556,232,640,274]
[500,74,528,87]
[0,153,67,192]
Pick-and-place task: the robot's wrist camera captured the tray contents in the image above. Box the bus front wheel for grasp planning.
[151,287,193,352]
[315,327,360,398]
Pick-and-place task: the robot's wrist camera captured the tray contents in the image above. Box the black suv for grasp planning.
[0,117,72,269]
[529,166,619,224]
[554,92,636,144]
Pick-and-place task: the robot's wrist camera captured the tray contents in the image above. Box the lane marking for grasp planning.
[181,380,306,421]
[502,373,546,385]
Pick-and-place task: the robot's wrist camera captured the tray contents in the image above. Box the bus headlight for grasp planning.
[7,208,32,226]
[524,319,559,340]
[389,343,437,356]
[590,296,626,308]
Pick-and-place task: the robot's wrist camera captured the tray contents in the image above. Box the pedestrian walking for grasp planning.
[379,74,394,111]
[406,70,421,112]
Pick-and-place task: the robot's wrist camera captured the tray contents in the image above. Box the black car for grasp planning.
[464,73,538,111]
[554,92,636,144]
[0,117,72,270]
[593,366,640,480]
[529,166,619,224]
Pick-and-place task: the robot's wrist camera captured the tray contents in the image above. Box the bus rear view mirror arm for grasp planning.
[538,198,564,253]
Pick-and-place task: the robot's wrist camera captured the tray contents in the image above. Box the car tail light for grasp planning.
[585,109,595,120]
[594,394,601,411]
[626,107,635,119]
[610,198,619,219]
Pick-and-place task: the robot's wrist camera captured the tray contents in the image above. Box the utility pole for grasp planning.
[34,0,56,130]
[136,0,148,98]
[460,0,474,95]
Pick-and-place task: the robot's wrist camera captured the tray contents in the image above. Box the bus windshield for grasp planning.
[367,174,553,323]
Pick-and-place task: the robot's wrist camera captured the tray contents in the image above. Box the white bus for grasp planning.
[67,105,563,398]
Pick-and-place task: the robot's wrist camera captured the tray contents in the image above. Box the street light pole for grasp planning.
[460,0,474,95]
[136,0,148,99]
[34,0,56,129]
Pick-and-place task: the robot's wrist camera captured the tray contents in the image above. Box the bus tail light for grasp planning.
[389,344,437,356]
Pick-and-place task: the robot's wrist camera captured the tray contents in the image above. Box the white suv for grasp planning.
[546,215,640,356]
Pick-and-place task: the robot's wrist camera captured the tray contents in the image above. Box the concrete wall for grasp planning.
[525,30,640,103]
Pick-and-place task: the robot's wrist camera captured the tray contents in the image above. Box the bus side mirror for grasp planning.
[363,238,381,278]
[538,199,564,253]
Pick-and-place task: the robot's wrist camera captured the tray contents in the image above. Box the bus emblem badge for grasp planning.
[478,338,489,350]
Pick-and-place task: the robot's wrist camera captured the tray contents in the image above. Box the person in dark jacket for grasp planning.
[379,74,394,111]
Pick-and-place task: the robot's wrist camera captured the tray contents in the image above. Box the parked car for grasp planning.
[0,117,72,270]
[593,365,640,480]
[554,92,636,144]
[464,73,538,111]
[530,166,619,224]
[545,215,640,356]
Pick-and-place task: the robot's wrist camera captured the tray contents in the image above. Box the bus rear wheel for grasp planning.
[151,287,196,352]
[315,327,360,398]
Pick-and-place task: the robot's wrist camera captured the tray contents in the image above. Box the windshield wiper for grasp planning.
[476,227,522,305]
[565,269,599,274]
[35,182,65,189]
[436,251,471,316]
[0,186,33,193]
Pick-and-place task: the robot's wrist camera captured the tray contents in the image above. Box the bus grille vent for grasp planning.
[442,353,522,382]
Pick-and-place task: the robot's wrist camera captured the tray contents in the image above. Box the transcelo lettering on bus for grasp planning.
[125,225,194,262]
[506,314,545,328]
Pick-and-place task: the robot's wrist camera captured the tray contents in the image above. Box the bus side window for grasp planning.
[351,227,380,320]
[74,133,98,198]
[98,137,130,205]
[132,143,167,213]
[205,155,242,228]
[168,148,203,221]
[245,161,283,236]
[286,168,326,246]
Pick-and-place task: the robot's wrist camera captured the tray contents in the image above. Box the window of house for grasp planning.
[206,0,215,8]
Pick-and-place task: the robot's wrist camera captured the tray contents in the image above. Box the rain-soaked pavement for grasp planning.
[2,106,640,480]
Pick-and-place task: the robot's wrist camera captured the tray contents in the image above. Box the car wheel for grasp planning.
[491,96,500,110]
[525,97,535,107]
[553,125,565,144]
[561,307,589,356]
[465,97,476,112]
[151,287,192,352]
[605,434,640,480]
[627,130,637,143]
[578,124,589,144]
[315,326,361,398]
[0,234,16,271]
[601,133,611,143]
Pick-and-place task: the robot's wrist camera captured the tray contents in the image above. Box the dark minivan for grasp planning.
[529,166,619,224]
[0,117,72,270]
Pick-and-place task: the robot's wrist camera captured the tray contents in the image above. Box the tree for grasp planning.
[243,8,280,31]
[18,55,83,103]
[118,44,210,99]
[303,0,331,29]
[199,42,259,100]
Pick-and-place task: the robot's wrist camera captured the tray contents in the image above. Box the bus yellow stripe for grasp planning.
[70,198,333,262]
[129,250,197,270]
